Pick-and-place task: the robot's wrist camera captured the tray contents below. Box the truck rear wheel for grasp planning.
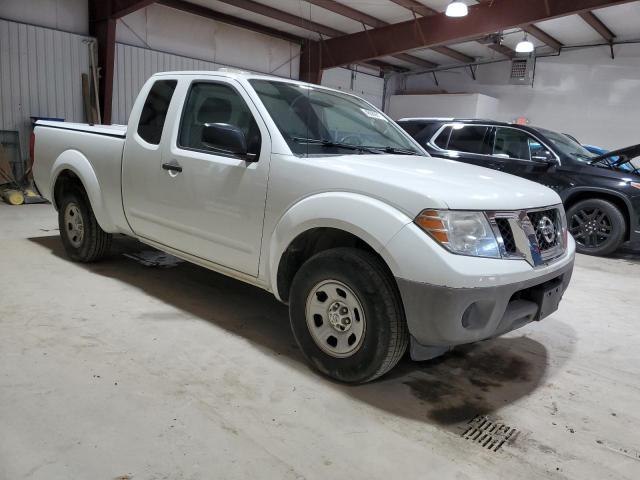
[58,189,112,262]
[289,247,408,384]
[567,198,626,256]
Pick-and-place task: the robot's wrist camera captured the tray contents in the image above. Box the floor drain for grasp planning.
[461,415,517,452]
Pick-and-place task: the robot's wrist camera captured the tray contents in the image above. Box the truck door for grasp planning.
[122,76,270,277]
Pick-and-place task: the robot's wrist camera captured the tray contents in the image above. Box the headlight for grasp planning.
[415,209,500,258]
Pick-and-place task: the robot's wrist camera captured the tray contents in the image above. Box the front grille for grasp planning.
[527,208,560,251]
[489,206,565,266]
[496,218,516,253]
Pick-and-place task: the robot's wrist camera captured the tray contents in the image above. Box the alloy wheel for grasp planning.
[569,207,612,249]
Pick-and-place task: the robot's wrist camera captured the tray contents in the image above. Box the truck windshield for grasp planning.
[249,79,423,157]
[537,127,598,163]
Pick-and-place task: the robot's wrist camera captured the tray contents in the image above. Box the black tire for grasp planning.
[289,247,408,384]
[58,188,112,262]
[566,198,626,256]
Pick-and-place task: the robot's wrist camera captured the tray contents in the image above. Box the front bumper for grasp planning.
[396,258,574,360]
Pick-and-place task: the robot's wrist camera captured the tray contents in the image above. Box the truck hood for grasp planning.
[313,154,561,214]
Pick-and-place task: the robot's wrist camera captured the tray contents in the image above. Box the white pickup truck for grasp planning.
[33,70,575,383]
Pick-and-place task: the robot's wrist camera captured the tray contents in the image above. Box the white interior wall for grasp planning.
[321,67,385,109]
[0,0,88,34]
[400,44,640,150]
[387,93,499,120]
[117,4,300,79]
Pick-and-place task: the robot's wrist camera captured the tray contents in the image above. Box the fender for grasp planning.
[562,186,634,212]
[267,192,413,301]
[50,150,118,232]
[562,186,638,236]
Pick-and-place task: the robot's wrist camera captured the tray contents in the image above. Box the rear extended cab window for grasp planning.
[137,80,177,144]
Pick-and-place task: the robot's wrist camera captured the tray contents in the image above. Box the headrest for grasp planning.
[197,97,232,124]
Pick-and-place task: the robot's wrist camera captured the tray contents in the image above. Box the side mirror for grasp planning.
[201,123,251,159]
[532,151,557,165]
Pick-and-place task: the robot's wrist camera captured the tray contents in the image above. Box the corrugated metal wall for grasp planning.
[111,43,219,125]
[322,68,385,109]
[111,43,386,125]
[112,43,306,125]
[0,19,92,174]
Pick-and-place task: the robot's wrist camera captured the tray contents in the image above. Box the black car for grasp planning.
[398,118,640,256]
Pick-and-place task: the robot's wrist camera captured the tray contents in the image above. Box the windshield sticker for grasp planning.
[361,108,386,120]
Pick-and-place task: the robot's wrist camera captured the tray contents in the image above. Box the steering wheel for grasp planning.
[338,134,362,146]
[288,94,310,119]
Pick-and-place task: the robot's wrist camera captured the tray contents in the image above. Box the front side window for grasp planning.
[249,79,422,157]
[447,125,490,154]
[178,82,261,157]
[493,127,533,160]
[137,80,177,145]
[537,127,596,163]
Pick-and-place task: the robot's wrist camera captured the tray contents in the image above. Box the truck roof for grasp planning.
[151,69,353,98]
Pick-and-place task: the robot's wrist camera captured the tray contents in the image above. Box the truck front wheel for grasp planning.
[289,247,408,383]
[58,189,112,262]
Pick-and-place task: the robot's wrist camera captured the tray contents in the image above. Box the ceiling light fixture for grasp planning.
[445,1,468,18]
[516,33,535,53]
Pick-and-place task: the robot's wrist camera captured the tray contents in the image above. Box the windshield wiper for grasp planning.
[293,137,381,154]
[363,145,417,155]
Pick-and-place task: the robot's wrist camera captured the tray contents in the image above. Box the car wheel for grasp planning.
[58,189,112,262]
[289,247,408,384]
[566,198,626,256]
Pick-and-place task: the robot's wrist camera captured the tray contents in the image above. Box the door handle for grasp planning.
[162,162,183,173]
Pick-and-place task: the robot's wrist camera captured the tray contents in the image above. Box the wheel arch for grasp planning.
[563,188,631,240]
[50,150,116,232]
[268,192,412,303]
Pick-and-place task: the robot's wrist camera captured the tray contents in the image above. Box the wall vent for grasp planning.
[509,58,535,85]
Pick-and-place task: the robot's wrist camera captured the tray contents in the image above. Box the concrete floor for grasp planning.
[1,203,639,480]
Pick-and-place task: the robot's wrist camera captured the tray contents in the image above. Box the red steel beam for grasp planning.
[476,0,563,51]
[306,0,473,64]
[305,0,386,28]
[88,1,157,123]
[579,11,616,42]
[161,0,404,80]
[112,0,156,18]
[158,0,304,44]
[89,1,118,123]
[522,24,563,51]
[306,0,634,70]
[488,43,516,58]
[388,0,437,17]
[208,0,435,70]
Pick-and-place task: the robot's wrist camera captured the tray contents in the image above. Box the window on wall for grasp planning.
[447,125,490,154]
[137,80,177,145]
[178,82,261,157]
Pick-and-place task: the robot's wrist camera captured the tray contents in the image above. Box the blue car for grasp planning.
[564,135,633,172]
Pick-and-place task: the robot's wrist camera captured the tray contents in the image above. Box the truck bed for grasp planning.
[33,121,130,234]
[36,120,127,138]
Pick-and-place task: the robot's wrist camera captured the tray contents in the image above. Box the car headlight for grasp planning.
[415,209,500,258]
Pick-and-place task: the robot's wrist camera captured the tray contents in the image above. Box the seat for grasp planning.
[189,97,233,148]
